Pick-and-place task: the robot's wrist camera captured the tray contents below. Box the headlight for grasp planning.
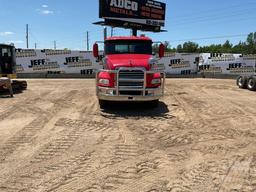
[151,78,161,84]
[98,79,110,85]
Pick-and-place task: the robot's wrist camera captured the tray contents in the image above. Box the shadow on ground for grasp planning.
[101,101,174,119]
[0,89,23,98]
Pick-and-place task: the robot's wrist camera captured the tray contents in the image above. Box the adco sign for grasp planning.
[99,0,166,29]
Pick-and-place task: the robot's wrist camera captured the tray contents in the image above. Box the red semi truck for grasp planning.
[93,36,166,108]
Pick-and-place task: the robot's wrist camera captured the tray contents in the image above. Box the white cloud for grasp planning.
[42,4,48,8]
[0,32,15,36]
[37,9,54,15]
[41,10,54,15]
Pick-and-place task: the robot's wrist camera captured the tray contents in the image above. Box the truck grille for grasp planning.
[119,70,144,80]
[118,69,145,95]
[118,70,144,87]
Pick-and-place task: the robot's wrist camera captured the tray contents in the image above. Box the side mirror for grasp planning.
[93,43,99,58]
[159,43,165,58]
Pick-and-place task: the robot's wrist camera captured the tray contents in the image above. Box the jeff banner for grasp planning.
[99,0,166,28]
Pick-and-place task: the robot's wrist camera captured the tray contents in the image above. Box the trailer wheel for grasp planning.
[99,100,108,109]
[237,76,248,89]
[247,76,256,91]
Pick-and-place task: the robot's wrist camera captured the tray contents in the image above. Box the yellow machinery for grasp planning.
[0,44,27,91]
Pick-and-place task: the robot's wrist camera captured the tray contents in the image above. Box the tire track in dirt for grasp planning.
[165,86,207,130]
[0,91,51,121]
[35,153,96,192]
[218,156,253,192]
[192,141,251,156]
[54,118,114,132]
[76,158,161,192]
[13,119,121,191]
[242,154,256,191]
[0,91,78,163]
[79,98,98,118]
[109,144,140,164]
[166,150,190,162]
[0,152,94,192]
[31,116,115,163]
[127,121,199,151]
[167,160,228,192]
[166,156,254,192]
[37,121,145,192]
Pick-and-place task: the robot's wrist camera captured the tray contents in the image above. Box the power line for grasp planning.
[171,34,248,43]
[170,1,256,22]
[171,9,255,27]
[169,16,256,32]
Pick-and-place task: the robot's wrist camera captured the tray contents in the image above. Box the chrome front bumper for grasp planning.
[96,68,165,102]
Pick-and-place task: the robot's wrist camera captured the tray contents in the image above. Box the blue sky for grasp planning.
[0,0,256,50]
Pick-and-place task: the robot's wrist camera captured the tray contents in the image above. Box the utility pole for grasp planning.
[54,40,56,50]
[86,31,89,51]
[34,43,37,49]
[104,27,107,40]
[111,27,114,37]
[26,24,29,49]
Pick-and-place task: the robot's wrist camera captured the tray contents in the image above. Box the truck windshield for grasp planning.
[105,40,152,55]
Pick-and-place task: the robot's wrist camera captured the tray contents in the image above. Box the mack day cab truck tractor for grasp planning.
[0,44,27,93]
[93,0,167,108]
[93,36,166,108]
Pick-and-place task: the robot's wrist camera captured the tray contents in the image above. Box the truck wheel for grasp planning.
[247,76,256,91]
[99,100,108,109]
[20,81,28,90]
[12,80,27,91]
[149,100,159,108]
[237,76,248,89]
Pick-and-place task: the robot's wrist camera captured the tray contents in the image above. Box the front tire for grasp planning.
[99,99,108,109]
[237,76,248,89]
[247,76,256,91]
[149,100,159,108]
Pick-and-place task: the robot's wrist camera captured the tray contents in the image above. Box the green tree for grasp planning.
[182,41,199,53]
[176,44,183,52]
[173,32,256,54]
[222,40,233,52]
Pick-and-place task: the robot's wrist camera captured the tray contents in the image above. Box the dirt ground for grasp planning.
[0,79,256,192]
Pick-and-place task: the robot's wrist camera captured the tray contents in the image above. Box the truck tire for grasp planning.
[12,80,27,91]
[247,76,256,91]
[237,76,248,89]
[149,100,159,108]
[99,100,108,109]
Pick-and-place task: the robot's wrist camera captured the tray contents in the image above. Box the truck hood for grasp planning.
[106,54,151,70]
